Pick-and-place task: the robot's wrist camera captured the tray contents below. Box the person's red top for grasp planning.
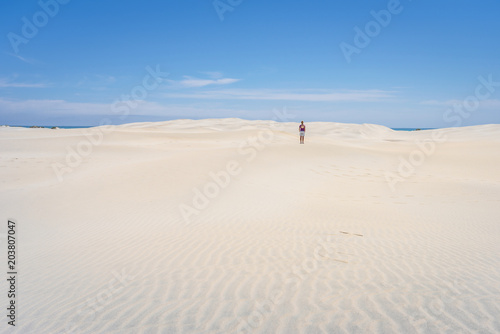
[299,124,305,131]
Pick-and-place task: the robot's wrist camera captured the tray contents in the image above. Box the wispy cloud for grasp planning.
[0,98,162,117]
[161,88,395,102]
[4,52,37,65]
[0,98,107,114]
[0,78,49,88]
[420,99,461,106]
[201,71,224,79]
[421,99,500,109]
[168,75,241,88]
[0,97,250,119]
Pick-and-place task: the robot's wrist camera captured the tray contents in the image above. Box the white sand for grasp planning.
[1,118,500,333]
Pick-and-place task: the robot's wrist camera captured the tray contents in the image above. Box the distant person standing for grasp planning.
[299,121,306,144]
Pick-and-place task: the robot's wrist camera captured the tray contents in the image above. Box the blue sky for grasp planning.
[1,0,499,127]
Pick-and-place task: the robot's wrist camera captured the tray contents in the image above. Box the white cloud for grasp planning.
[420,99,461,106]
[4,52,37,65]
[161,88,395,102]
[421,99,500,109]
[201,71,224,79]
[168,75,241,88]
[0,78,49,88]
[481,99,500,109]
[0,97,240,117]
[0,98,110,114]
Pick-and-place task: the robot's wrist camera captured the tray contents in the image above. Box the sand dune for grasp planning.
[1,119,500,333]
